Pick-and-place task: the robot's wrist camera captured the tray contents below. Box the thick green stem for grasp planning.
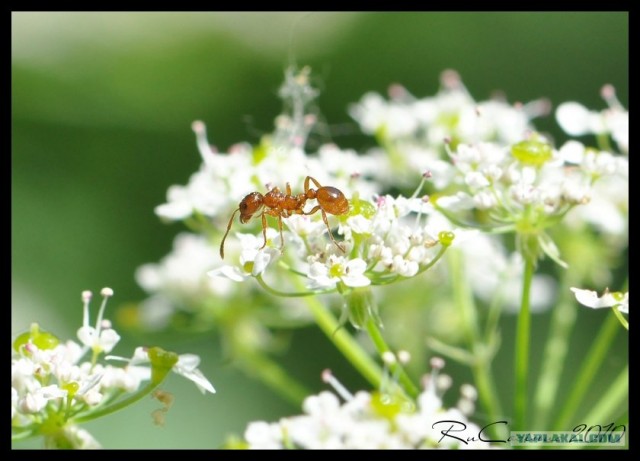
[514,257,535,431]
[554,312,621,430]
[365,318,419,399]
[532,272,577,429]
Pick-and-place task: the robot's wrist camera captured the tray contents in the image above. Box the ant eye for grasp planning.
[240,203,247,211]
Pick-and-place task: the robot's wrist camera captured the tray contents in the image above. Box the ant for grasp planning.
[220,176,349,259]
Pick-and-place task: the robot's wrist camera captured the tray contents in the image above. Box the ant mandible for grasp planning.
[219,176,349,259]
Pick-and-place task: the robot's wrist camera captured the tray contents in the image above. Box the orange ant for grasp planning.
[220,176,349,259]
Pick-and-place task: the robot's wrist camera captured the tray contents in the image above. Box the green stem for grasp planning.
[554,311,621,430]
[514,257,535,431]
[611,308,628,330]
[256,274,336,297]
[11,428,36,442]
[237,351,310,407]
[449,250,504,439]
[532,272,577,429]
[581,366,628,425]
[365,318,419,399]
[303,293,384,391]
[71,380,161,424]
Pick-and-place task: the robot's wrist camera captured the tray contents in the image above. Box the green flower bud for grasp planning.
[370,391,405,421]
[148,347,179,384]
[348,192,376,219]
[511,138,553,167]
[13,323,59,353]
[344,287,381,330]
[438,231,455,247]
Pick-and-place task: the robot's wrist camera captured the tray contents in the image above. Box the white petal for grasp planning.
[345,258,367,275]
[76,326,97,347]
[571,287,628,312]
[558,140,586,164]
[208,265,246,282]
[176,354,201,372]
[556,102,591,136]
[98,329,121,353]
[174,357,215,394]
[154,196,193,221]
[252,250,277,276]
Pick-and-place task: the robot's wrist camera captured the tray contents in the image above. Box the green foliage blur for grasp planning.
[12,12,628,449]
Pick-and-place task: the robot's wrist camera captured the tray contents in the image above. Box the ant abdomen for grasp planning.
[316,187,349,215]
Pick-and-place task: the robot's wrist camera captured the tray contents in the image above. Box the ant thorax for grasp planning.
[263,188,305,213]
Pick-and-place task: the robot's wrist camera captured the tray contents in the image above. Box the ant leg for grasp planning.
[286,182,292,195]
[220,208,240,259]
[304,205,320,216]
[259,212,268,250]
[277,214,285,253]
[304,176,322,193]
[320,209,346,253]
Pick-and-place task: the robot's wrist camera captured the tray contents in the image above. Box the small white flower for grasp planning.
[307,256,371,289]
[465,171,490,189]
[556,102,602,136]
[76,288,120,355]
[570,287,628,314]
[18,385,67,414]
[209,230,280,282]
[136,232,234,300]
[242,364,490,449]
[109,347,216,395]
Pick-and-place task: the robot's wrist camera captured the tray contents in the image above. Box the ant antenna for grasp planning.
[220,208,241,259]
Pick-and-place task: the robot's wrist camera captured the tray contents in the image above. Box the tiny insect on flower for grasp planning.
[220,176,349,259]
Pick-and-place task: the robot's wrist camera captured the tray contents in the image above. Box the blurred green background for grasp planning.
[12,12,628,449]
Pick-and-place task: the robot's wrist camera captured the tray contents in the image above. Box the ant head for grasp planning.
[239,192,264,223]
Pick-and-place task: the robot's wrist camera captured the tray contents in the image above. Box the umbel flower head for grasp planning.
[433,132,627,267]
[238,358,488,449]
[12,288,215,449]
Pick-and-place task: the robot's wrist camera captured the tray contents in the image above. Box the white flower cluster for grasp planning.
[137,67,627,329]
[139,67,462,330]
[11,288,215,449]
[135,232,236,329]
[349,69,549,189]
[243,365,488,449]
[212,193,447,293]
[556,84,628,155]
[439,138,627,219]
